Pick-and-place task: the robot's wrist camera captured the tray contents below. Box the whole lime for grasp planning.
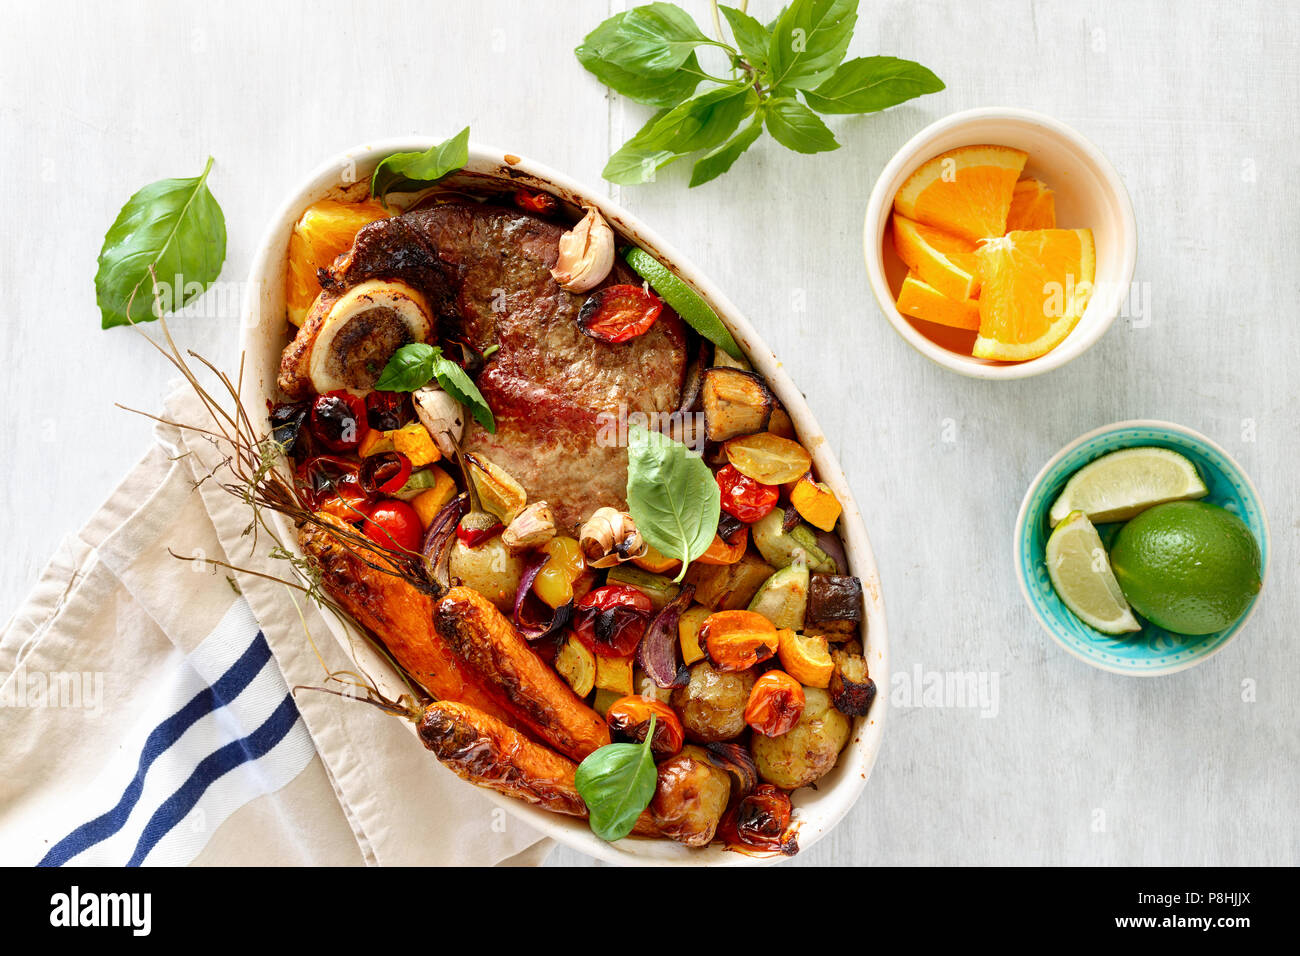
[1109,501,1261,635]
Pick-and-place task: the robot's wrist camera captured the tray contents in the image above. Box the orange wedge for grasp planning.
[893,145,1028,242]
[1005,179,1056,231]
[896,272,981,331]
[892,213,982,301]
[973,229,1095,361]
[286,198,392,326]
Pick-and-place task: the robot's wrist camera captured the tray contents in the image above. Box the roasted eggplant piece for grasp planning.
[808,573,864,624]
[829,641,876,717]
[702,367,774,442]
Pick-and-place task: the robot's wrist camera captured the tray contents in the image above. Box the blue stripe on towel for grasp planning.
[37,632,273,867]
[126,693,301,866]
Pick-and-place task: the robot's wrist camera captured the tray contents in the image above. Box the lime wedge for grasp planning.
[1045,511,1142,635]
[623,246,743,359]
[1048,446,1207,528]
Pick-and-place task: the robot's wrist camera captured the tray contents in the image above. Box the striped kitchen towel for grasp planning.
[0,385,551,867]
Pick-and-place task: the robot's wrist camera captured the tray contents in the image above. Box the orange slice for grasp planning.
[892,213,981,301]
[973,229,1095,361]
[893,145,1027,242]
[896,271,981,331]
[1005,179,1056,231]
[286,198,392,326]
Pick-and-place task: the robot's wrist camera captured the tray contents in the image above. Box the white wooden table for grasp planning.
[2,0,1296,866]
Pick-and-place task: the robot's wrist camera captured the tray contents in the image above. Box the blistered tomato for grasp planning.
[359,451,412,496]
[572,584,653,657]
[310,390,369,453]
[716,464,778,523]
[576,285,664,344]
[744,670,805,737]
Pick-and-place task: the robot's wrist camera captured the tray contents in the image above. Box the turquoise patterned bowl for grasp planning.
[1015,420,1269,676]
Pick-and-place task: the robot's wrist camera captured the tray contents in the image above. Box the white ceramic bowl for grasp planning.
[863,107,1137,379]
[239,140,889,865]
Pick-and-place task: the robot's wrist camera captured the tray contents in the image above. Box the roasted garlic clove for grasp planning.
[550,204,614,293]
[579,506,647,568]
[501,501,558,551]
[412,385,465,458]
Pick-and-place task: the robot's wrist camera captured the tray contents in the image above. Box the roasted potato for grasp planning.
[650,745,732,847]
[670,661,757,742]
[447,537,525,611]
[751,686,850,789]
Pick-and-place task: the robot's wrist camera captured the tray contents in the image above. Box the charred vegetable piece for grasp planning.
[702,367,774,442]
[777,629,834,688]
[744,670,805,737]
[808,574,864,624]
[684,552,774,610]
[269,400,309,454]
[309,389,369,453]
[577,284,664,343]
[747,559,810,631]
[637,583,693,688]
[726,784,798,855]
[717,464,779,523]
[700,609,779,672]
[649,745,731,847]
[512,552,573,641]
[359,451,413,497]
[573,584,654,657]
[606,697,685,756]
[364,389,411,432]
[296,455,368,514]
[703,741,759,798]
[830,643,876,717]
[716,511,747,545]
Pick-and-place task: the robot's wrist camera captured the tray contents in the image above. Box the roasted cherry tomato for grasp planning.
[363,499,423,553]
[359,451,412,497]
[576,284,664,344]
[296,456,370,517]
[744,670,805,737]
[700,609,779,672]
[572,584,654,657]
[309,390,369,453]
[365,390,410,432]
[716,464,778,523]
[455,516,503,548]
[721,784,798,854]
[605,697,684,756]
[514,188,558,216]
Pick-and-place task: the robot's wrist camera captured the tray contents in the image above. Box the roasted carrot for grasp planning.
[417,701,661,835]
[298,518,515,727]
[434,587,611,761]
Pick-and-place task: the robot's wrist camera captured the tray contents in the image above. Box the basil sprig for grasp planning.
[370,127,470,205]
[625,424,720,582]
[374,343,496,433]
[95,157,227,328]
[575,715,659,842]
[576,0,944,186]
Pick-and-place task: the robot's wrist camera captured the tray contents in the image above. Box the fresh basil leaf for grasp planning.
[765,97,840,153]
[374,343,439,392]
[689,117,764,187]
[600,2,715,76]
[576,11,703,107]
[95,157,226,329]
[719,5,771,70]
[803,55,945,113]
[637,83,753,153]
[574,715,659,843]
[603,109,683,185]
[767,0,859,94]
[431,354,496,433]
[370,127,470,204]
[626,424,720,582]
